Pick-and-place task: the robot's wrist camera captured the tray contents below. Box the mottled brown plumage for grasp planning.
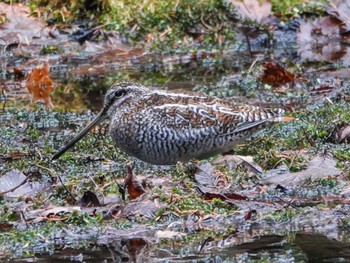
[52,82,290,164]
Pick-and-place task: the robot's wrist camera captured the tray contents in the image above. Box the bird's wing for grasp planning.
[147,101,281,135]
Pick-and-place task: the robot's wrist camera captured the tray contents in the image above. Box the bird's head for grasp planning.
[103,82,149,118]
[52,82,149,160]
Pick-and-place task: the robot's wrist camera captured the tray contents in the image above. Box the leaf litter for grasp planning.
[0,169,51,198]
[228,0,272,23]
[261,155,342,186]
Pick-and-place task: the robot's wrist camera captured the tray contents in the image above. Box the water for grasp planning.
[8,232,350,262]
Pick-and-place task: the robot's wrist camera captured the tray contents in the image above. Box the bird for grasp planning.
[52,82,293,165]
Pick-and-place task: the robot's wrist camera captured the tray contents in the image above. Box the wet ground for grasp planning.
[2,2,350,262]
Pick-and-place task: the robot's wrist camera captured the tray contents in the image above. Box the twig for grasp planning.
[0,173,33,195]
[201,14,222,32]
[243,27,253,58]
[57,174,76,202]
[288,150,299,170]
[20,210,29,229]
[247,57,260,76]
[275,195,297,209]
[33,163,76,202]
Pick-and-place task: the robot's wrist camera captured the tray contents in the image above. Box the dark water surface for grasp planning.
[9,232,350,262]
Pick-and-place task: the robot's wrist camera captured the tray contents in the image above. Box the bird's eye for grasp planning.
[114,89,126,98]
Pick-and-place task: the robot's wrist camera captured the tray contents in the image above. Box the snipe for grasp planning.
[52,82,292,165]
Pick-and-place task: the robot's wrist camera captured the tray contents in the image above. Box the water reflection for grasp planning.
[10,232,350,262]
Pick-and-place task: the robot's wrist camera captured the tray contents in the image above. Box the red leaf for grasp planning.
[260,62,295,87]
[124,163,146,200]
[26,63,54,108]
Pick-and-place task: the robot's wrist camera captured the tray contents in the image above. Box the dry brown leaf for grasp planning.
[320,68,350,79]
[124,163,146,200]
[298,17,343,44]
[194,161,229,187]
[0,222,13,231]
[340,185,350,197]
[0,3,46,45]
[229,0,271,23]
[261,156,342,186]
[30,206,81,222]
[0,150,27,162]
[80,190,101,207]
[26,63,54,108]
[212,154,263,173]
[0,169,51,198]
[112,199,164,219]
[336,125,350,143]
[13,67,25,80]
[327,0,350,32]
[260,62,295,87]
[196,186,248,202]
[123,238,148,262]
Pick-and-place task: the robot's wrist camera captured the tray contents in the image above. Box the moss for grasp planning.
[266,208,297,223]
[271,0,329,17]
[40,45,64,55]
[66,210,103,225]
[30,0,237,48]
[27,0,332,49]
[339,218,350,229]
[234,102,350,170]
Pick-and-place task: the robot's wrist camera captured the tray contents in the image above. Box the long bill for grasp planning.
[52,110,107,160]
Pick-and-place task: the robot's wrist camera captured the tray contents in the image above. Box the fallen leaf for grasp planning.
[320,68,350,79]
[123,238,148,262]
[112,199,165,219]
[336,125,350,143]
[155,230,186,239]
[340,185,350,197]
[244,210,257,220]
[0,3,47,45]
[261,156,342,186]
[80,190,101,207]
[228,0,272,23]
[0,150,27,162]
[0,169,51,198]
[196,186,248,202]
[212,155,263,173]
[194,161,229,187]
[327,0,350,33]
[13,67,25,80]
[29,206,81,222]
[298,17,343,44]
[27,205,111,222]
[26,63,54,108]
[0,222,13,231]
[260,62,295,87]
[124,163,146,200]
